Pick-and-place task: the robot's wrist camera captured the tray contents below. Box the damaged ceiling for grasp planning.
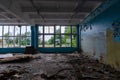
[0,0,106,25]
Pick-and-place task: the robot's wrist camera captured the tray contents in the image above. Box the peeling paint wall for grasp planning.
[106,29,120,68]
[81,0,120,68]
[81,24,107,61]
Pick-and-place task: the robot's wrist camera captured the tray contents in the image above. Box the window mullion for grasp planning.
[71,25,72,47]
[8,26,10,47]
[14,26,15,47]
[2,26,4,48]
[43,26,44,47]
[25,26,27,46]
[54,25,55,47]
[19,26,21,47]
[60,25,61,47]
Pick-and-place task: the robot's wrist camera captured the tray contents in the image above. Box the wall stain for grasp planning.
[106,29,120,68]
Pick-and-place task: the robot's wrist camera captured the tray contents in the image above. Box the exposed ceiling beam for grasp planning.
[0,7,5,12]
[0,0,105,25]
[0,18,20,21]
[22,0,105,2]
[70,0,86,22]
[0,13,18,23]
[22,7,92,13]
[0,0,32,25]
[0,22,27,25]
[33,19,82,22]
[33,19,82,25]
[24,12,89,15]
[35,22,81,26]
[32,19,83,21]
[29,0,45,22]
[29,16,85,19]
[21,1,76,6]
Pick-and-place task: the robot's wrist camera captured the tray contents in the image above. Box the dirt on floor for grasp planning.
[0,53,120,80]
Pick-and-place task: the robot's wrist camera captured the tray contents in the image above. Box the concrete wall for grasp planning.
[81,0,120,68]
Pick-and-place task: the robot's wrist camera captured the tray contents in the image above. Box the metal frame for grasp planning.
[38,25,77,48]
[0,25,79,53]
[0,25,31,48]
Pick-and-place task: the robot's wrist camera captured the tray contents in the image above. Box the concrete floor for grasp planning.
[0,53,120,80]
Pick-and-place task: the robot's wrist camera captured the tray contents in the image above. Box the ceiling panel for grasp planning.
[0,0,106,25]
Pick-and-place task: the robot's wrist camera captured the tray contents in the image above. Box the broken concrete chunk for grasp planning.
[0,68,26,80]
[0,54,13,59]
[0,54,33,63]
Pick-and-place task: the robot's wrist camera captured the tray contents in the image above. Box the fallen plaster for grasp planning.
[0,53,120,80]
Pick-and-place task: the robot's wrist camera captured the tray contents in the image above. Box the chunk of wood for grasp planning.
[0,55,33,63]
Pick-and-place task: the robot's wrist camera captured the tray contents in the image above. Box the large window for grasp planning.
[0,25,76,48]
[0,26,31,48]
[38,25,77,47]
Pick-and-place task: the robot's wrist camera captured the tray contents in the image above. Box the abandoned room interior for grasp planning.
[0,0,120,80]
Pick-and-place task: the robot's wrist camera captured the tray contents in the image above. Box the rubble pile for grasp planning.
[0,66,28,80]
[65,54,120,80]
[0,53,119,80]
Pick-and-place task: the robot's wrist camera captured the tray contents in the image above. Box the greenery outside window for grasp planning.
[44,35,54,47]
[0,26,31,48]
[61,35,71,47]
[38,25,77,48]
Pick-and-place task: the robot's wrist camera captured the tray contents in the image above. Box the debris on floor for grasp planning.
[0,54,33,63]
[24,46,39,54]
[65,54,120,80]
[0,53,120,80]
[0,54,13,59]
[40,68,72,80]
[0,65,28,80]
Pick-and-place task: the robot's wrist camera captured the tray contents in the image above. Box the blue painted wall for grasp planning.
[38,47,78,53]
[80,0,120,68]
[0,48,25,53]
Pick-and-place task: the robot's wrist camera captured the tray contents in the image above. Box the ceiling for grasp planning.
[0,0,106,25]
